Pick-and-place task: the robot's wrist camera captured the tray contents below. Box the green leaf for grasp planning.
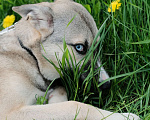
[6,0,14,5]
[62,37,69,68]
[63,37,67,50]
[83,4,91,14]
[41,43,47,54]
[95,1,101,15]
[0,5,3,10]
[131,40,150,44]
[61,52,65,69]
[128,2,143,10]
[98,62,150,87]
[91,0,95,4]
[119,52,137,55]
[62,48,69,69]
[66,14,77,28]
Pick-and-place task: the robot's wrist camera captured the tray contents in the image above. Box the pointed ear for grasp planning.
[12,4,54,40]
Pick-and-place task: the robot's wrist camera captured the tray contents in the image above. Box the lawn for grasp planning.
[0,0,150,119]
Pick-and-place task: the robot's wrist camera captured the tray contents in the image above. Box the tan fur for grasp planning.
[0,0,140,119]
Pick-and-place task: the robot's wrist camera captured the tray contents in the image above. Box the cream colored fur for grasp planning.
[0,0,140,119]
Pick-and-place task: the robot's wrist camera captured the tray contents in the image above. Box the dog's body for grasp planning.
[0,0,140,119]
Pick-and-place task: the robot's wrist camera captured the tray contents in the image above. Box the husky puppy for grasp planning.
[0,0,140,119]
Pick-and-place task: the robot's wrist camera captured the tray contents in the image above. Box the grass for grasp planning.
[0,0,150,119]
[43,17,108,103]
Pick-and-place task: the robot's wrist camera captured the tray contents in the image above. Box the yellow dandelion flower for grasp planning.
[108,0,122,12]
[3,15,15,28]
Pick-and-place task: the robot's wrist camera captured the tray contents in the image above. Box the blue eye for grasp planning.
[74,44,87,55]
[75,44,84,52]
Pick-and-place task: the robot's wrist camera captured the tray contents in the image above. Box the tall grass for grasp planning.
[43,17,109,103]
[0,0,150,119]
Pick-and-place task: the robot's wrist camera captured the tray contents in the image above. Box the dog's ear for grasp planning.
[12,4,53,40]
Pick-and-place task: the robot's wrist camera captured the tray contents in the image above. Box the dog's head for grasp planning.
[13,0,110,89]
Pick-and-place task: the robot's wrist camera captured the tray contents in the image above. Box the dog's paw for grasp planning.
[48,87,68,104]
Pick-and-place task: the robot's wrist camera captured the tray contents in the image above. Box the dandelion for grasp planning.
[3,15,15,28]
[108,0,122,12]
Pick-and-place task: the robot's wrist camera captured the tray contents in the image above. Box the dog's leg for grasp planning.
[48,86,68,104]
[6,101,140,120]
[47,88,140,120]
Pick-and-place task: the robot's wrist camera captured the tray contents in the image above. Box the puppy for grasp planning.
[0,0,140,119]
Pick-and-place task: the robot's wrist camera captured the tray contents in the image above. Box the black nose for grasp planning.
[100,81,111,89]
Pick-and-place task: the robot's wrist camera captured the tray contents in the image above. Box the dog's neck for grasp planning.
[0,25,19,52]
[0,24,52,92]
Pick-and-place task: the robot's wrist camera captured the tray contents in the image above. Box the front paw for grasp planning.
[48,87,68,104]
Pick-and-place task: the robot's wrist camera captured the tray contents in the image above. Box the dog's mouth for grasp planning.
[49,78,64,88]
[45,58,110,91]
[48,72,110,91]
